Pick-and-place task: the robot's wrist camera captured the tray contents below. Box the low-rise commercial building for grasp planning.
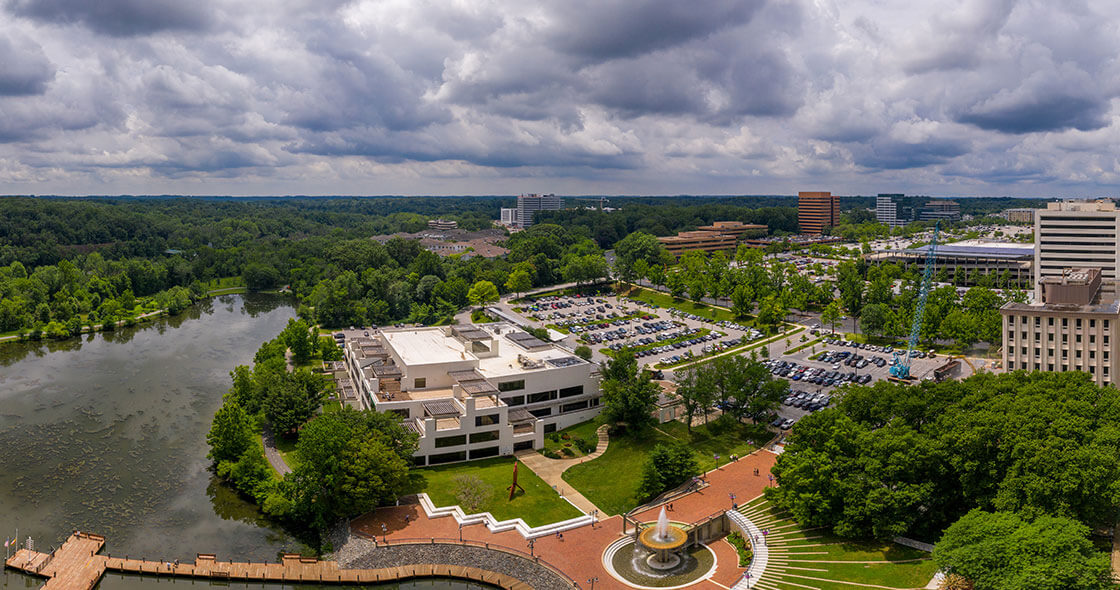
[343,323,601,465]
[1004,208,1035,224]
[657,221,768,257]
[919,200,961,222]
[1001,267,1119,386]
[868,240,1034,287]
[695,221,767,239]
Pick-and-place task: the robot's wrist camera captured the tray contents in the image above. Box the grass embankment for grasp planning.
[415,457,584,527]
[624,286,740,323]
[739,497,939,590]
[784,336,825,356]
[563,418,769,515]
[655,326,803,369]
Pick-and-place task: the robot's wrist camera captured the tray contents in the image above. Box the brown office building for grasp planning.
[658,231,738,257]
[695,221,767,239]
[798,191,838,235]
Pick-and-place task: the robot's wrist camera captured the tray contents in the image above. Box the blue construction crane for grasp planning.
[890,221,941,380]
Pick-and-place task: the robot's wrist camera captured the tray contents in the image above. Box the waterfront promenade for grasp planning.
[5,532,541,590]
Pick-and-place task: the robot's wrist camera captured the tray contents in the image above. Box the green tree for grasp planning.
[284,409,417,530]
[600,352,658,433]
[467,280,500,307]
[820,300,841,334]
[934,510,1111,590]
[674,365,712,433]
[206,401,257,464]
[859,303,891,338]
[282,318,315,364]
[574,345,593,360]
[637,442,699,501]
[614,232,665,284]
[505,269,533,298]
[264,368,327,435]
[836,262,864,318]
[730,283,753,318]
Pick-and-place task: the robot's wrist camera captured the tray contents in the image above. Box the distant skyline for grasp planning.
[0,0,1118,197]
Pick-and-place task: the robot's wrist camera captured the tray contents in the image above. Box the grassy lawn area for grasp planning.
[540,415,605,458]
[273,435,301,471]
[471,309,497,323]
[321,400,342,413]
[413,457,583,527]
[739,497,938,590]
[563,417,764,515]
[624,286,740,323]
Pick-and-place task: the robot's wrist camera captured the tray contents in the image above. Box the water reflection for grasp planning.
[0,295,307,570]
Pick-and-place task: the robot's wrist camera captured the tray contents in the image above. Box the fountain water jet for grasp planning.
[637,507,688,570]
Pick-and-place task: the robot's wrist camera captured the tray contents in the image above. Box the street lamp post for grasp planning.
[588,577,599,590]
[458,522,463,542]
[380,523,387,544]
[528,538,535,557]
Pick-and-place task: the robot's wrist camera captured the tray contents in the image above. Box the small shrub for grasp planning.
[561,433,571,440]
[543,449,562,459]
[549,432,560,443]
[452,474,492,513]
[561,447,575,457]
[727,532,753,567]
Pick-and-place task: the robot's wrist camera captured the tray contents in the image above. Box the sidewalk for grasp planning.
[514,425,610,515]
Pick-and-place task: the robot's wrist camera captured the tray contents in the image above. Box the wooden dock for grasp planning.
[5,533,534,590]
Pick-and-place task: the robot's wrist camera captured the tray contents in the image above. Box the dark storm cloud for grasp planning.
[546,0,763,60]
[853,135,971,171]
[5,0,214,36]
[957,85,1109,134]
[0,33,54,95]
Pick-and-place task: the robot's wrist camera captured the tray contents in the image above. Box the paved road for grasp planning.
[261,424,292,476]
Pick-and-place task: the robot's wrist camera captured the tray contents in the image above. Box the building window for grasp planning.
[1062,318,1068,328]
[475,414,498,427]
[1048,364,1054,371]
[1077,334,1082,343]
[1007,331,1015,342]
[543,423,557,434]
[1077,349,1083,358]
[434,435,467,448]
[1034,332,1040,342]
[469,430,499,443]
[414,377,426,388]
[1021,347,1027,355]
[1091,319,1097,328]
[1106,335,1111,345]
[1091,334,1096,343]
[559,385,584,398]
[498,380,525,392]
[1021,362,1027,370]
[1106,321,1111,330]
[529,407,552,417]
[1091,350,1096,359]
[528,391,556,404]
[428,450,467,465]
[1090,366,1096,374]
[468,447,499,461]
[561,400,590,413]
[1048,317,1054,326]
[1076,319,1082,328]
[1034,348,1041,356]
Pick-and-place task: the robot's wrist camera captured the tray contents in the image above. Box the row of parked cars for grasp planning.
[783,390,832,412]
[567,315,655,333]
[583,320,682,344]
[818,350,888,369]
[766,359,873,387]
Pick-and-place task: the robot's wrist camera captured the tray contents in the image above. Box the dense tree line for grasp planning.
[207,319,417,534]
[767,371,1120,588]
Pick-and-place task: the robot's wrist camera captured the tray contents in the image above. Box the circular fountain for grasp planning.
[602,507,717,589]
[637,507,689,569]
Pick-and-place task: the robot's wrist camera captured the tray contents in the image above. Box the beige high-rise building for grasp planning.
[1035,199,1120,300]
[1002,268,1118,386]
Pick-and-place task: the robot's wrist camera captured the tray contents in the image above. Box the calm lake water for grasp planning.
[0,295,487,590]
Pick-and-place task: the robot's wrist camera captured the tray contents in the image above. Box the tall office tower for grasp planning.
[516,193,562,228]
[798,191,838,235]
[876,194,903,227]
[1034,200,1120,300]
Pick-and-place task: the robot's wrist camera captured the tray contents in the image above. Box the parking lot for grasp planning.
[768,333,953,431]
[504,292,767,367]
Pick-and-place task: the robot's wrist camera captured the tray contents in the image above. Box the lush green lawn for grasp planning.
[540,415,605,458]
[273,435,301,471]
[740,497,939,590]
[413,457,583,527]
[625,286,739,322]
[563,418,763,515]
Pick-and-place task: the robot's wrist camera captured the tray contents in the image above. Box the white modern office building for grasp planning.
[875,194,902,227]
[1035,199,1120,300]
[499,207,519,227]
[516,193,562,228]
[343,323,601,465]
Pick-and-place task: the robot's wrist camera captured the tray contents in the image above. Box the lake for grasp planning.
[0,295,489,590]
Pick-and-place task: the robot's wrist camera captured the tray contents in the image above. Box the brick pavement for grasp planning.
[352,450,779,590]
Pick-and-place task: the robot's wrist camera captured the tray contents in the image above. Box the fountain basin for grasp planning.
[602,537,717,589]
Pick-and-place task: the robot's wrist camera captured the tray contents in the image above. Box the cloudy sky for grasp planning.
[0,0,1118,196]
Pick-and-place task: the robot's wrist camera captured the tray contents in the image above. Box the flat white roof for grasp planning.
[383,329,470,366]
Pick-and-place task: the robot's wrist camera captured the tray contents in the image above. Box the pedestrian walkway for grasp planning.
[515,425,610,515]
[261,424,291,476]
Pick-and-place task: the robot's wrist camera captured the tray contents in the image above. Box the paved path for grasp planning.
[354,450,779,590]
[515,425,610,515]
[1113,523,1120,582]
[261,424,291,476]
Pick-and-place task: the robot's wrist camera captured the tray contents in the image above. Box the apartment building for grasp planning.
[516,193,562,228]
[1001,268,1118,386]
[343,323,600,465]
[1035,199,1120,300]
[428,219,458,230]
[798,191,838,235]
